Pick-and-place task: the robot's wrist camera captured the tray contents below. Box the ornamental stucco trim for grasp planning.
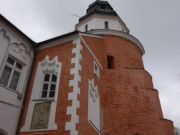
[65,38,82,135]
[0,27,11,41]
[88,79,100,134]
[21,56,62,132]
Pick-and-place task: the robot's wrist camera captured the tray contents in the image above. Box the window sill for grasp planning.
[32,98,55,102]
[0,84,19,94]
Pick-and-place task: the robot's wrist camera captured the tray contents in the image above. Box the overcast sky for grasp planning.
[0,0,180,128]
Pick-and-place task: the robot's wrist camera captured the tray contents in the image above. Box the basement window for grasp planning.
[107,55,115,69]
[105,21,109,29]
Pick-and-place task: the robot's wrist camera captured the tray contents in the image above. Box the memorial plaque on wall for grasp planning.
[30,102,51,130]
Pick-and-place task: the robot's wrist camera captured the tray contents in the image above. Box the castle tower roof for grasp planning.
[76,0,130,33]
[79,0,118,22]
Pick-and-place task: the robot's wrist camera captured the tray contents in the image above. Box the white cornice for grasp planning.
[87,29,145,55]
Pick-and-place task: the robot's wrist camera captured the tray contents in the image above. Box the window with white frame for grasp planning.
[0,57,22,90]
[41,73,57,98]
[94,61,100,79]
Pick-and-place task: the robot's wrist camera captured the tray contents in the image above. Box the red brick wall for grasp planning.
[99,36,174,135]
[20,41,75,135]
[20,35,174,135]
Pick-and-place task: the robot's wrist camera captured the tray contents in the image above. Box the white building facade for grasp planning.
[0,15,34,135]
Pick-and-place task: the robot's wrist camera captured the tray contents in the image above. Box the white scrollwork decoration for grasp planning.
[10,43,31,60]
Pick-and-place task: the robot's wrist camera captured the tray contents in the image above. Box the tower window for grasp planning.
[105,21,109,29]
[85,24,88,32]
[107,55,114,69]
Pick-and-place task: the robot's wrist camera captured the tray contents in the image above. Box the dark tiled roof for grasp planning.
[79,0,118,22]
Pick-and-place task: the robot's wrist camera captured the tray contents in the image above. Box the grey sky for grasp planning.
[0,0,180,128]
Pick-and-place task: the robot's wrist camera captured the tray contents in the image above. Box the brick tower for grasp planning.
[19,1,174,135]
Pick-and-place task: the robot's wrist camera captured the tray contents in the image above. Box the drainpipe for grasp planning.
[15,44,37,135]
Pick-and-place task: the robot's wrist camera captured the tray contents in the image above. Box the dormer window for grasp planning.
[105,21,109,29]
[85,24,88,32]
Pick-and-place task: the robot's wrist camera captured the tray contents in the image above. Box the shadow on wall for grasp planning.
[0,129,8,135]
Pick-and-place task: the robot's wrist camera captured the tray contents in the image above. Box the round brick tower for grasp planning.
[76,1,175,135]
[19,1,174,135]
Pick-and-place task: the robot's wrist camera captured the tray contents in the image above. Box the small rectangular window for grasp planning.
[0,57,22,90]
[105,21,109,29]
[107,55,115,69]
[85,24,88,32]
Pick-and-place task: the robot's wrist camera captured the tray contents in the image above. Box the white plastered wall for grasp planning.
[0,102,19,135]
[77,17,124,32]
[0,18,34,135]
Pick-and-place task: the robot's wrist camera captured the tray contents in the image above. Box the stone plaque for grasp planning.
[30,102,51,130]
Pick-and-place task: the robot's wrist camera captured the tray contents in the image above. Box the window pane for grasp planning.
[105,21,108,29]
[50,84,56,90]
[51,74,57,82]
[49,91,55,97]
[7,57,14,65]
[16,63,22,70]
[9,71,20,90]
[44,74,50,81]
[41,91,47,98]
[0,66,12,86]
[43,84,48,90]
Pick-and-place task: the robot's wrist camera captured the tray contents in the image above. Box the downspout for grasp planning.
[15,44,37,135]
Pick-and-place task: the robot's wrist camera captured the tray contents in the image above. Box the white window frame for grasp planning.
[0,56,23,91]
[21,56,62,132]
[94,61,100,79]
[41,72,57,99]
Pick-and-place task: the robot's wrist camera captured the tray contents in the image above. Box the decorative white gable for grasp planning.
[21,56,62,132]
[88,79,100,134]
